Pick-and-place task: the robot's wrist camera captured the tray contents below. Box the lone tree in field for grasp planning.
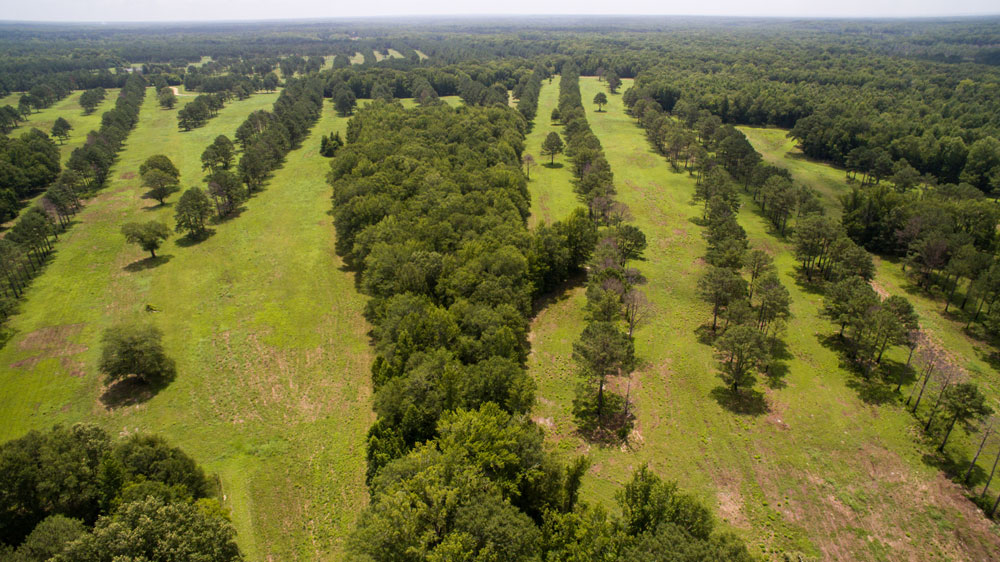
[174,187,213,238]
[122,221,171,258]
[593,92,608,112]
[158,86,177,109]
[140,155,180,182]
[99,323,175,386]
[541,131,564,165]
[522,154,536,180]
[573,321,634,422]
[51,117,72,144]
[142,169,180,205]
[550,107,560,123]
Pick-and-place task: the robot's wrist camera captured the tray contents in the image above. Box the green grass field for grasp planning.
[522,76,581,229]
[742,123,1000,510]
[523,77,1000,560]
[414,49,428,60]
[349,52,365,65]
[0,90,372,560]
[739,127,849,217]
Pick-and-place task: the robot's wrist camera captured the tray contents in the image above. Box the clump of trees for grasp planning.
[157,86,177,109]
[78,87,106,114]
[177,93,225,130]
[319,131,343,157]
[0,424,241,561]
[51,117,72,143]
[550,68,647,441]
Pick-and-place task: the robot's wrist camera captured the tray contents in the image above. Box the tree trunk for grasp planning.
[149,248,156,259]
[596,376,605,422]
[910,364,934,411]
[939,414,959,452]
[964,424,993,483]
[924,374,953,431]
[983,446,1000,499]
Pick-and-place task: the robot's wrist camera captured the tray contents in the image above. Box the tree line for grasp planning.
[554,66,649,441]
[0,424,242,561]
[330,96,751,559]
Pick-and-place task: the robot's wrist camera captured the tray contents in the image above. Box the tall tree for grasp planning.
[715,325,767,393]
[174,187,213,238]
[50,117,71,144]
[573,321,634,420]
[541,132,564,165]
[121,221,170,258]
[698,266,747,331]
[593,92,608,112]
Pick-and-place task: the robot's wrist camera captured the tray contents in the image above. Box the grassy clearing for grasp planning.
[739,127,848,217]
[397,96,462,109]
[3,89,121,163]
[0,91,372,560]
[524,77,1000,560]
[743,124,1000,505]
[414,49,428,60]
[386,49,405,59]
[522,76,579,229]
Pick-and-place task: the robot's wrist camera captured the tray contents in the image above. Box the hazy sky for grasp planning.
[4,0,999,22]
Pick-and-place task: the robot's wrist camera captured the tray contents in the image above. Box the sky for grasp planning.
[3,0,998,22]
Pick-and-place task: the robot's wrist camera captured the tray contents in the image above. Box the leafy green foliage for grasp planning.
[121,221,170,258]
[98,323,175,386]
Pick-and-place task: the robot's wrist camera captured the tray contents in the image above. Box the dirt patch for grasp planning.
[714,471,751,529]
[119,171,135,180]
[12,324,88,370]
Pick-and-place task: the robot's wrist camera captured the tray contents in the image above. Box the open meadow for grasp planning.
[524,77,1000,560]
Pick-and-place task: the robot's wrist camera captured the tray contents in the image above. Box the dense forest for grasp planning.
[2,14,1000,562]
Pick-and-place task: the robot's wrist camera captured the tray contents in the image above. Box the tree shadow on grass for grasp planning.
[792,271,827,296]
[210,206,248,224]
[710,386,769,416]
[572,388,636,447]
[694,323,719,346]
[542,162,564,169]
[99,369,175,409]
[531,272,587,316]
[174,229,215,247]
[818,332,905,406]
[124,254,173,272]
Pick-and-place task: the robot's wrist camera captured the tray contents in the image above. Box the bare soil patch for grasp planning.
[12,323,88,370]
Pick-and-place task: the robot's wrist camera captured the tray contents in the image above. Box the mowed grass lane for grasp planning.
[523,76,580,229]
[742,125,1000,507]
[0,91,372,560]
[524,76,1000,560]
